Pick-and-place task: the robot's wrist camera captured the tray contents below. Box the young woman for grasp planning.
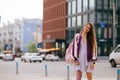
[72,22,97,80]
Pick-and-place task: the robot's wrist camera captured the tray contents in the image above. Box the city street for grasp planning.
[0,57,119,80]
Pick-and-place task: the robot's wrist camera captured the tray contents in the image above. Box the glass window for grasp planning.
[109,27,112,38]
[104,28,107,38]
[71,30,75,39]
[98,47,101,55]
[108,14,112,24]
[72,17,76,27]
[66,30,71,43]
[83,14,88,25]
[72,1,76,14]
[98,27,101,38]
[104,0,108,5]
[89,12,95,22]
[104,44,107,54]
[77,15,82,26]
[104,13,107,20]
[68,2,71,15]
[97,12,101,23]
[77,0,82,13]
[83,0,88,12]
[97,0,101,5]
[68,18,71,27]
[115,47,120,52]
[89,0,95,10]
[97,0,101,9]
[110,0,113,9]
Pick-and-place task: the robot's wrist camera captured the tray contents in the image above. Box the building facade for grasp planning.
[116,1,120,45]
[0,18,42,55]
[0,20,22,55]
[22,18,42,52]
[43,0,120,56]
[67,0,120,56]
[43,0,66,49]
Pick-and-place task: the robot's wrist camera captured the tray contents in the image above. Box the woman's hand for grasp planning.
[90,63,94,70]
[74,60,80,66]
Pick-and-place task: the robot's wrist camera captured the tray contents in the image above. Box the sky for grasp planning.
[0,0,43,26]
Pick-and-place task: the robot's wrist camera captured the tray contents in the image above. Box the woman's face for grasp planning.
[83,24,91,33]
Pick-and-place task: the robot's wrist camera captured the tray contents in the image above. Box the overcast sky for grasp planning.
[0,0,43,26]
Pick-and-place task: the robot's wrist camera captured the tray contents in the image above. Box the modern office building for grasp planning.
[43,0,66,50]
[66,0,120,56]
[43,0,120,56]
[116,5,120,45]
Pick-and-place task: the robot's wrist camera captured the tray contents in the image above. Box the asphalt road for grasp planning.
[0,57,119,80]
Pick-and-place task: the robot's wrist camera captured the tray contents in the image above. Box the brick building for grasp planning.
[43,0,66,49]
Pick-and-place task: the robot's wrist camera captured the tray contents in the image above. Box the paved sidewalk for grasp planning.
[0,73,117,80]
[0,57,117,80]
[16,76,117,80]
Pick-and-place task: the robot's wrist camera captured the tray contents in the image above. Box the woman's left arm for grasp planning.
[92,47,97,64]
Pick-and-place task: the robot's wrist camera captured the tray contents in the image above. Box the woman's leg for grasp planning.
[76,70,82,80]
[86,72,92,80]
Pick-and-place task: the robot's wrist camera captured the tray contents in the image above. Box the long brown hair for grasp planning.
[81,22,97,52]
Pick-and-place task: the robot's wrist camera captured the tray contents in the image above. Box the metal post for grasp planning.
[67,65,70,80]
[112,0,116,48]
[117,69,120,80]
[16,62,18,74]
[45,64,48,76]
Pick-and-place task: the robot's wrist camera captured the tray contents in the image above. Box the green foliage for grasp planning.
[27,41,37,53]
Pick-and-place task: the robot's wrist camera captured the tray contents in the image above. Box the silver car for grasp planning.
[2,54,15,61]
[109,44,120,67]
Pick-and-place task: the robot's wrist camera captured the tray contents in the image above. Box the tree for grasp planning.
[27,41,37,53]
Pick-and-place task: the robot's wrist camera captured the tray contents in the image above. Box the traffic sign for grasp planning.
[100,22,105,28]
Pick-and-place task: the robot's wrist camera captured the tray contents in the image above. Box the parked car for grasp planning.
[2,54,15,61]
[45,54,60,61]
[21,53,31,61]
[109,44,120,67]
[0,53,4,59]
[40,54,46,60]
[21,53,43,63]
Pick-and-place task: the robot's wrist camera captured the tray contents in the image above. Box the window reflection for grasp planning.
[98,27,101,38]
[83,14,88,25]
[89,12,95,22]
[97,0,101,9]
[104,28,107,38]
[83,0,88,12]
[97,12,101,23]
[72,17,76,27]
[115,47,120,52]
[89,0,95,10]
[72,1,76,14]
[109,28,112,38]
[71,30,75,39]
[68,18,71,27]
[68,2,71,15]
[77,0,82,13]
[77,15,82,26]
[104,0,108,9]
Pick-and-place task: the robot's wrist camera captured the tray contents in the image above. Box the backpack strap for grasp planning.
[72,34,82,60]
[77,35,82,58]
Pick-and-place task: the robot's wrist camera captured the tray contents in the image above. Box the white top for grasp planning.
[74,40,93,73]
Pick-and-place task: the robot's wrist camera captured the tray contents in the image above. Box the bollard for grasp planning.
[67,65,70,80]
[16,62,18,74]
[45,64,48,76]
[117,69,120,80]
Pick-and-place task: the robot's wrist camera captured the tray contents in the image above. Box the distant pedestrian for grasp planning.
[72,22,97,80]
